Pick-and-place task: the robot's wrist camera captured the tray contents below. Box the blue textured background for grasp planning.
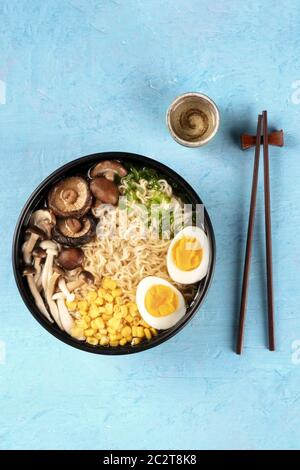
[1,0,300,450]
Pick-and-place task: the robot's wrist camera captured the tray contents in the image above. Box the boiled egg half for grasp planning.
[136,276,186,329]
[167,226,209,284]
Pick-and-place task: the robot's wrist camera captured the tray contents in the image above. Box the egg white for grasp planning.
[167,226,210,284]
[136,276,186,330]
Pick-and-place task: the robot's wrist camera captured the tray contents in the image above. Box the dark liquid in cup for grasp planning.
[179,108,209,141]
[168,95,218,145]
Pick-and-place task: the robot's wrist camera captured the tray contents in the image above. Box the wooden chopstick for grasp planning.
[262,110,275,351]
[236,114,263,354]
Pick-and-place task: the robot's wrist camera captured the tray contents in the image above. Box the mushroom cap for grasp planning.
[89,160,127,181]
[52,216,96,246]
[32,247,47,258]
[22,266,36,276]
[79,270,95,285]
[57,247,85,270]
[25,226,47,239]
[90,176,119,205]
[53,265,65,276]
[29,209,56,238]
[39,239,58,251]
[62,217,82,234]
[48,176,93,218]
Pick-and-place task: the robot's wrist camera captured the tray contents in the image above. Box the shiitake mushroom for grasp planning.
[48,176,92,218]
[52,216,96,246]
[57,247,84,270]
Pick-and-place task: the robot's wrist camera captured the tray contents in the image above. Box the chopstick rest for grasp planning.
[241,130,284,150]
[236,112,284,354]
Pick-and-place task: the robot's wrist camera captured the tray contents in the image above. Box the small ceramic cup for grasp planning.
[166,92,220,147]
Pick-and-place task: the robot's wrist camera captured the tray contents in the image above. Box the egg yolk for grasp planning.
[145,285,179,317]
[172,236,203,271]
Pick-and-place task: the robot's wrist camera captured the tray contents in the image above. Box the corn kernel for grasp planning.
[102,278,112,290]
[111,288,122,298]
[110,333,121,341]
[114,310,124,319]
[98,306,106,313]
[84,328,96,337]
[132,326,138,337]
[92,317,105,330]
[99,328,108,335]
[119,338,127,346]
[101,278,109,289]
[121,326,131,337]
[90,311,100,320]
[111,318,123,331]
[77,300,88,312]
[98,288,106,298]
[126,335,132,342]
[86,291,97,302]
[131,337,141,345]
[90,319,98,330]
[113,304,121,314]
[120,305,128,317]
[144,328,152,340]
[79,317,90,328]
[70,327,84,339]
[95,297,104,306]
[105,293,114,303]
[125,314,133,323]
[102,313,112,321]
[137,326,144,338]
[76,319,89,330]
[133,316,140,326]
[89,304,99,318]
[115,297,122,305]
[87,337,98,346]
[100,336,109,346]
[150,327,158,336]
[109,340,119,347]
[66,301,77,311]
[129,303,138,315]
[105,303,113,315]
[108,279,117,290]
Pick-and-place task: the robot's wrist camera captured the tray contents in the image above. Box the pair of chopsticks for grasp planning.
[236,111,283,354]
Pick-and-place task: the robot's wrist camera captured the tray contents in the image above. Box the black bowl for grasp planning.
[12,152,216,355]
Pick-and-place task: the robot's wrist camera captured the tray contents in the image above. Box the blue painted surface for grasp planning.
[0,0,300,450]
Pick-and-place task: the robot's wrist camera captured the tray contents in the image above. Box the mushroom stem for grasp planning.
[33,257,42,290]
[26,275,53,323]
[58,278,75,302]
[32,247,47,290]
[41,252,53,290]
[56,299,74,334]
[66,279,85,292]
[22,233,41,264]
[41,248,58,291]
[52,292,65,300]
[45,272,63,329]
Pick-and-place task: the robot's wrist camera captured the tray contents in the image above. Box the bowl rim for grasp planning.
[12,151,216,355]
